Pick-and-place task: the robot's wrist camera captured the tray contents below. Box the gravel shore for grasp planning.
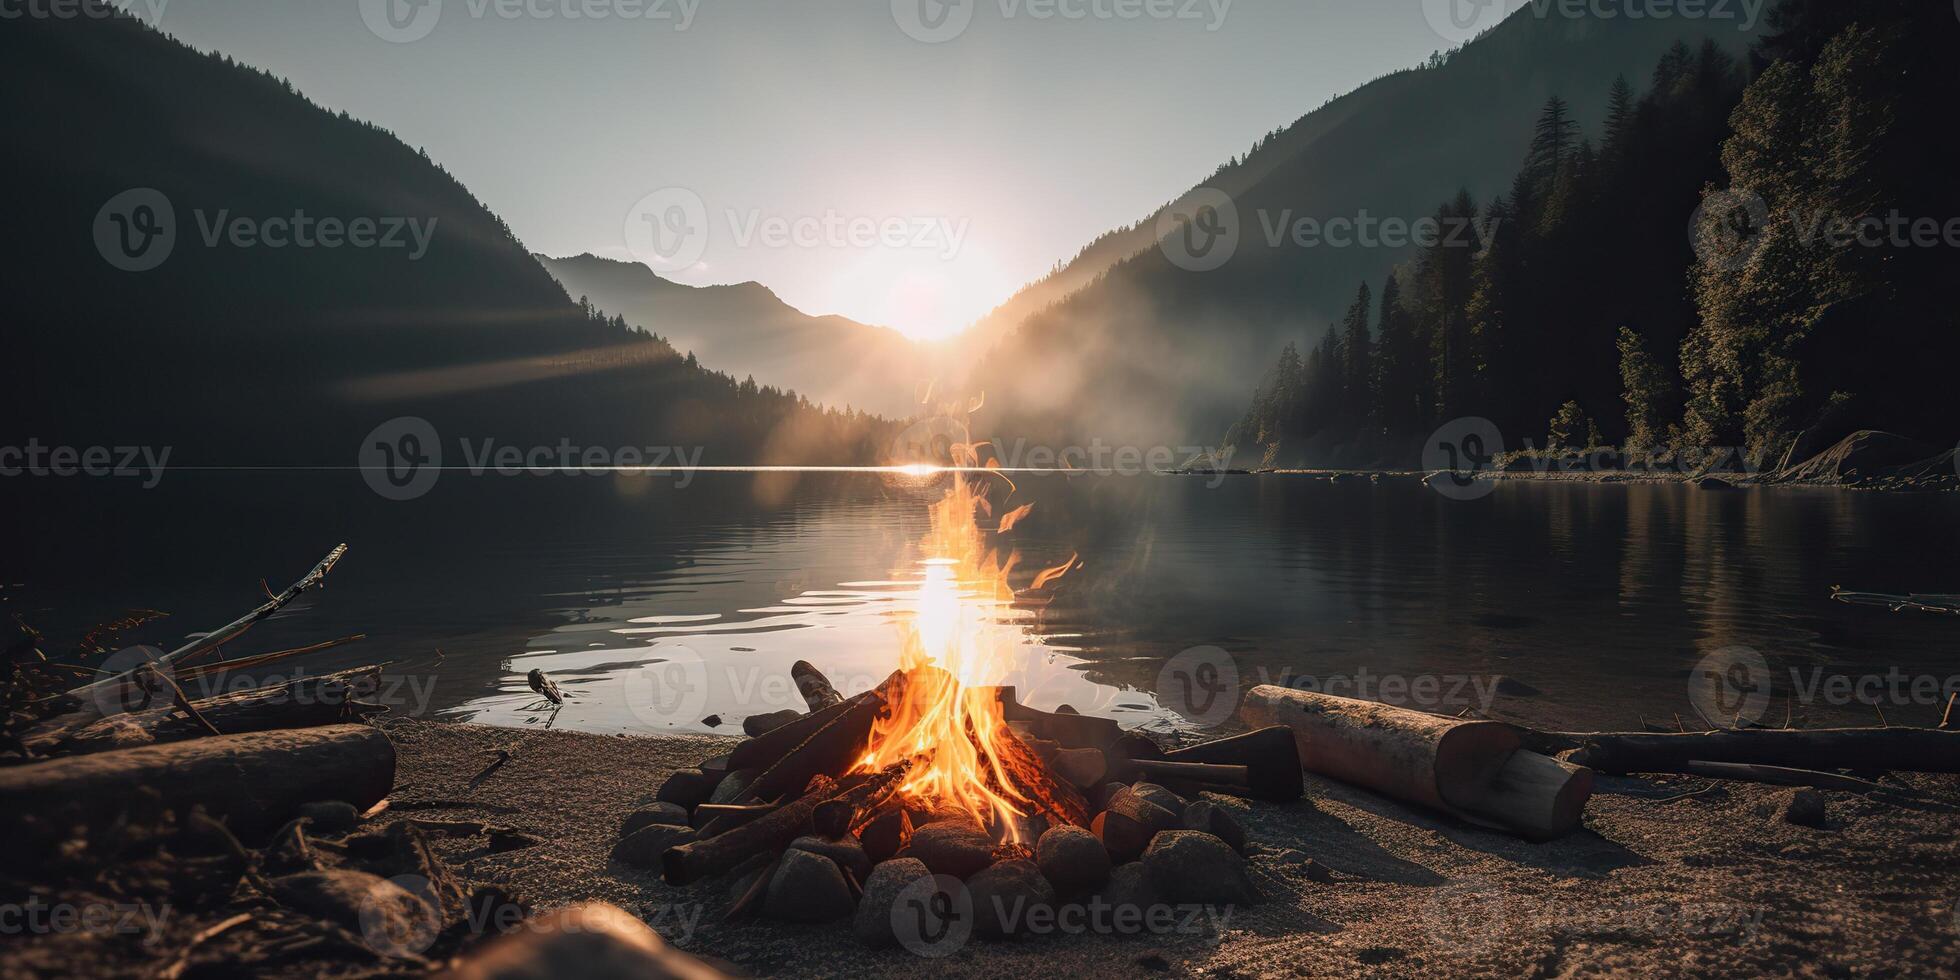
[381,718,1960,978]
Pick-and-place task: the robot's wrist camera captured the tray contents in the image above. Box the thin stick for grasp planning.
[157,912,252,980]
[1942,694,1958,731]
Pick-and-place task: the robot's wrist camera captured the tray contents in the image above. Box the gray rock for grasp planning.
[901,821,995,878]
[852,858,933,948]
[1036,825,1110,897]
[967,859,1055,939]
[789,834,873,883]
[1183,800,1247,855]
[655,768,718,810]
[1131,783,1186,813]
[272,869,433,934]
[1109,787,1183,835]
[743,709,803,736]
[1094,862,1164,932]
[296,800,359,834]
[1092,809,1155,864]
[1774,788,1829,829]
[1143,831,1258,905]
[609,824,696,869]
[619,802,690,837]
[764,848,852,923]
[709,768,758,806]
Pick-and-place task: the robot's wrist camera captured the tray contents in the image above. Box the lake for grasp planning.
[11,470,1960,737]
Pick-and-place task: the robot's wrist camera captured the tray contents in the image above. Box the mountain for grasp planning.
[959,4,1759,450]
[3,6,885,469]
[537,254,932,419]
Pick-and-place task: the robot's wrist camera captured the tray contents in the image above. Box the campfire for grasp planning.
[614,447,1307,942]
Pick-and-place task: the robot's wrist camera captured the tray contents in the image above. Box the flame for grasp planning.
[855,472,1050,840]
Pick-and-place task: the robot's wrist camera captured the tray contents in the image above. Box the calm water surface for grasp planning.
[11,471,1960,735]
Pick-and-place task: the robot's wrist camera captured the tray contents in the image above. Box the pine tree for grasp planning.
[1340,283,1373,423]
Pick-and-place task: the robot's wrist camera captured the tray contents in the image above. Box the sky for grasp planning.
[137,0,1476,339]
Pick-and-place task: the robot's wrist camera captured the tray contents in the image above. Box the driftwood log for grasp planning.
[0,723,394,854]
[23,666,384,757]
[1240,686,1592,841]
[1547,727,1960,775]
[663,775,839,885]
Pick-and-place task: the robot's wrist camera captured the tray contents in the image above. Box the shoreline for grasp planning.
[9,716,1959,977]
[369,719,1960,977]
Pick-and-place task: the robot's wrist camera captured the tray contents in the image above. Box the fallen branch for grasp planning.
[1683,760,1903,794]
[1549,727,1960,775]
[22,666,383,757]
[61,544,349,709]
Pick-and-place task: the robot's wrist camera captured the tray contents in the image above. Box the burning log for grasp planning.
[791,660,843,712]
[983,726,1092,828]
[0,724,395,857]
[728,688,877,771]
[742,689,887,804]
[1240,686,1592,841]
[663,775,839,886]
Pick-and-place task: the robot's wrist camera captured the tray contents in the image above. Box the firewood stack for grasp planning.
[612,662,1304,942]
